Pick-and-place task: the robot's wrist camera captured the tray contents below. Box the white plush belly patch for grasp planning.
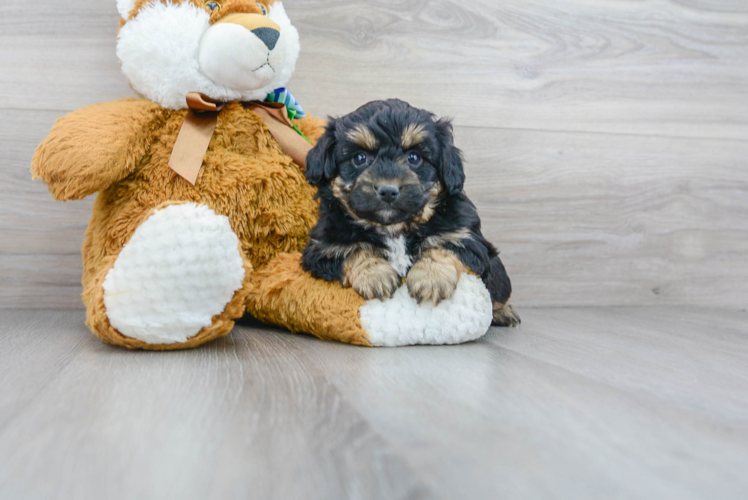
[103,203,245,345]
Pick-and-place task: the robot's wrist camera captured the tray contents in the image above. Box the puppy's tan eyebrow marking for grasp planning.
[401,123,428,149]
[346,125,378,150]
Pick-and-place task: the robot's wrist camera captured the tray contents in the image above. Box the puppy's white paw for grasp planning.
[103,203,246,345]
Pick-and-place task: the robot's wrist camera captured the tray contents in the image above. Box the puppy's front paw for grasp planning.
[407,249,463,305]
[344,250,401,301]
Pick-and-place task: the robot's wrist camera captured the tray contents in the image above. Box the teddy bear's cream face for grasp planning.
[116,0,299,110]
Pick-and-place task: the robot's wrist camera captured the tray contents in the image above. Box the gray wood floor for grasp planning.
[1,308,747,500]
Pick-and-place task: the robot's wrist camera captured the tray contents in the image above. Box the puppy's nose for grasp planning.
[376,184,400,203]
[252,27,280,51]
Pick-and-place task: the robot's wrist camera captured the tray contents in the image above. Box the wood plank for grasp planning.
[0,311,94,430]
[0,255,83,309]
[0,310,434,500]
[2,0,748,309]
[487,307,748,423]
[0,1,132,111]
[1,308,746,499]
[1,1,747,139]
[457,127,748,308]
[289,0,748,139]
[0,109,92,256]
[7,104,747,308]
[295,307,748,500]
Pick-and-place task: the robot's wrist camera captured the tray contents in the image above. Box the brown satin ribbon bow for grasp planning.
[168,92,313,185]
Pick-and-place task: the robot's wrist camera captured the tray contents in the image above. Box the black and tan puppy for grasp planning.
[302,99,520,327]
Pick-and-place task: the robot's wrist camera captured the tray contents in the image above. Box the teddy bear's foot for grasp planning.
[360,273,494,347]
[98,202,251,347]
[247,254,494,347]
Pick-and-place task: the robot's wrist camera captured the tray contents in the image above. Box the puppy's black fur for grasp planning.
[302,99,518,326]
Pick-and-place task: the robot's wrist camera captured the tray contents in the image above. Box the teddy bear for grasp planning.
[31,0,496,350]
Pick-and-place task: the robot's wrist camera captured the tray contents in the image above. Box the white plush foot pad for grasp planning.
[103,203,245,345]
[359,273,493,347]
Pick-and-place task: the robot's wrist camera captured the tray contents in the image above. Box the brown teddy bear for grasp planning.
[31,0,495,350]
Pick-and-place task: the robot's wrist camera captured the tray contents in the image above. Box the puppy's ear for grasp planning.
[306,122,338,186]
[434,119,466,195]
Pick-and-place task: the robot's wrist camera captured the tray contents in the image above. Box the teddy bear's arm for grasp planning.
[294,115,328,145]
[31,99,165,201]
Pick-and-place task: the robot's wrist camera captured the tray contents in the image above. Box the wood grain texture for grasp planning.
[1,0,747,309]
[288,0,748,139]
[2,0,747,138]
[458,128,748,307]
[5,119,746,308]
[1,308,747,500]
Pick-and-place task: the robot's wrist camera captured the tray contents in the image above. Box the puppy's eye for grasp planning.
[407,152,422,167]
[205,1,221,12]
[353,152,369,168]
[256,2,268,15]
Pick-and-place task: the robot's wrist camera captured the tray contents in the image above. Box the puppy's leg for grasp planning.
[493,302,521,327]
[483,256,520,327]
[344,248,401,301]
[407,248,465,305]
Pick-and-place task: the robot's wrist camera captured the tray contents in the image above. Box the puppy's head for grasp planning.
[307,99,465,227]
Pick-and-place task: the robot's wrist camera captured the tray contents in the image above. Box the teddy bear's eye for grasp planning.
[256,3,268,16]
[205,1,221,12]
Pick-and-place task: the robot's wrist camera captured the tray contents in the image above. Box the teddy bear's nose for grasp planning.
[251,27,280,51]
[214,14,281,48]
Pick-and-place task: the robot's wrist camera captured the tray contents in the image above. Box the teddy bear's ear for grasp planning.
[117,0,137,20]
[306,121,339,186]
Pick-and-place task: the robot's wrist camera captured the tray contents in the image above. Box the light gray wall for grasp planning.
[1,0,747,309]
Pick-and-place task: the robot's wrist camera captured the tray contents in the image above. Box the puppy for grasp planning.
[302,99,520,327]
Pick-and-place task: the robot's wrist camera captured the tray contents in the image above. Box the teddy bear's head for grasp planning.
[116,0,300,110]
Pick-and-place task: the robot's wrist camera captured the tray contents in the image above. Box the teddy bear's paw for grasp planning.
[103,203,246,345]
[359,273,494,347]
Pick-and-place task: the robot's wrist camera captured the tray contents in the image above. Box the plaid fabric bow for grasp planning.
[266,87,307,121]
[266,87,310,142]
